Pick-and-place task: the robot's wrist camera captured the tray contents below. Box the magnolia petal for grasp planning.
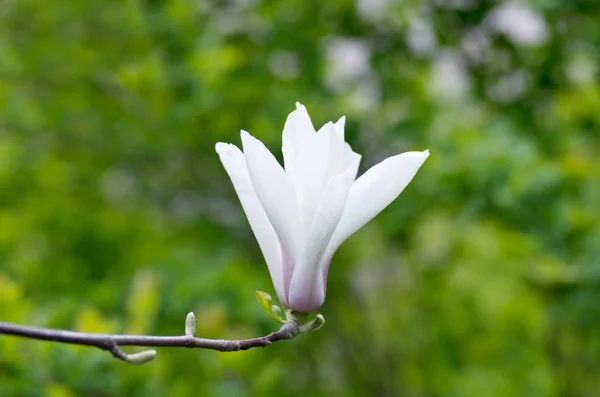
[215,142,288,306]
[334,116,346,138]
[241,130,301,297]
[283,104,338,237]
[282,102,316,179]
[296,121,340,224]
[323,117,348,179]
[332,116,361,179]
[288,168,355,313]
[323,150,430,269]
[343,142,362,181]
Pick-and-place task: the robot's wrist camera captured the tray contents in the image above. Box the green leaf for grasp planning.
[255,291,285,324]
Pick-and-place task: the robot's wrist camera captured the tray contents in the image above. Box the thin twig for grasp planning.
[0,314,300,365]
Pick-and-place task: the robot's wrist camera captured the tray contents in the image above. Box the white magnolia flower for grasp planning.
[216,103,429,313]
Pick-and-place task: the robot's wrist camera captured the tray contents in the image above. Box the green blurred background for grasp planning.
[1,0,600,396]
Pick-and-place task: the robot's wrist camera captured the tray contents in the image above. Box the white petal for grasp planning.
[343,142,361,181]
[334,116,346,136]
[287,168,355,312]
[326,117,347,176]
[319,151,359,292]
[295,121,340,228]
[215,142,288,306]
[282,102,316,178]
[333,117,362,180]
[324,150,430,264]
[282,103,341,238]
[240,130,301,296]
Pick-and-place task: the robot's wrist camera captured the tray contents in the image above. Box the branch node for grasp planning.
[222,340,242,352]
[184,335,195,348]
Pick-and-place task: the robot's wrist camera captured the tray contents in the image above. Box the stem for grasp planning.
[0,315,301,365]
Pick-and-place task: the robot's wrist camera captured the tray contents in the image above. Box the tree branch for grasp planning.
[0,313,301,365]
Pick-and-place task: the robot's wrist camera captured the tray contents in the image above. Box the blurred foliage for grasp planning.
[1,0,600,396]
